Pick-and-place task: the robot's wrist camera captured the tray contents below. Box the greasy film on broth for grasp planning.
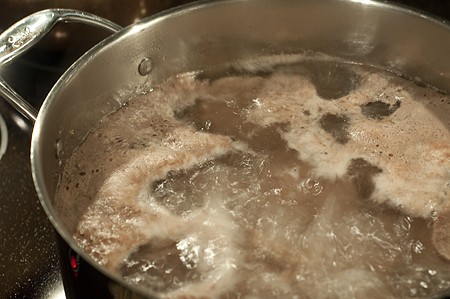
[55,54,450,299]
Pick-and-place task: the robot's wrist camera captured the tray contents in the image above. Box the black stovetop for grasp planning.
[0,41,68,298]
[0,1,449,298]
[0,99,63,299]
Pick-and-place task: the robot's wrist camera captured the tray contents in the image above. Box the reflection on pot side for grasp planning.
[0,113,8,161]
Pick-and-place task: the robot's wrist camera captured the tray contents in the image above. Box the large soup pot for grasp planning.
[1,0,450,298]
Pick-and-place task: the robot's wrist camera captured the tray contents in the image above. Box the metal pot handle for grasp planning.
[0,9,123,123]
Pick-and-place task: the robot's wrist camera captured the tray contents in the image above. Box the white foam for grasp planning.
[58,56,450,298]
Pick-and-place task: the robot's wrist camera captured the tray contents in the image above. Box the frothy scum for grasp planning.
[56,56,450,299]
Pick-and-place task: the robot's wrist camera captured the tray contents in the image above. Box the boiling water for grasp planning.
[55,55,450,299]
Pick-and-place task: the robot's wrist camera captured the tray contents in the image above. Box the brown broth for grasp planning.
[55,55,450,299]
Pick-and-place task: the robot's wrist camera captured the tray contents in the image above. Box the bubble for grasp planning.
[300,178,323,195]
[412,240,425,254]
[176,236,200,270]
[59,54,450,298]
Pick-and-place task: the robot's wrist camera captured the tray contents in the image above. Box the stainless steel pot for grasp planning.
[1,0,450,298]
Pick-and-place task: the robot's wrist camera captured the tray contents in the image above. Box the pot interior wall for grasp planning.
[31,0,450,293]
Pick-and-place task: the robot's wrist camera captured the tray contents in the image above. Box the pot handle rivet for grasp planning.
[138,58,154,76]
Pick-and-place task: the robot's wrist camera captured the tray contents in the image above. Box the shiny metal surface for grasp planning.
[26,0,450,297]
[0,0,195,54]
[0,9,122,123]
[0,9,122,66]
[0,76,38,123]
